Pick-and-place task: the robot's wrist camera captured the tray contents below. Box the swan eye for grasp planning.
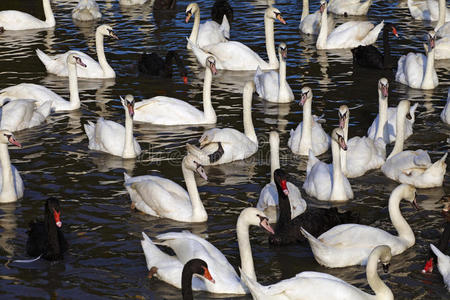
[186,9,191,16]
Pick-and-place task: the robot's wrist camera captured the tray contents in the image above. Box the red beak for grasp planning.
[281,179,289,195]
[53,209,62,228]
[183,76,188,84]
[8,136,21,148]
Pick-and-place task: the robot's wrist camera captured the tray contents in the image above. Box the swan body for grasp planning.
[0,100,51,132]
[299,0,335,35]
[430,244,450,291]
[36,25,118,78]
[0,131,23,203]
[241,245,394,300]
[72,0,102,21]
[395,31,438,90]
[186,3,229,49]
[441,89,450,124]
[120,0,148,5]
[316,1,384,50]
[434,36,450,59]
[124,155,208,223]
[302,184,416,268]
[288,87,330,156]
[338,105,386,178]
[254,43,294,103]
[328,0,373,16]
[188,6,285,70]
[257,132,307,223]
[134,57,217,125]
[0,0,55,31]
[84,95,141,158]
[140,207,275,295]
[382,100,447,188]
[0,54,86,112]
[186,81,258,165]
[408,0,450,21]
[303,128,354,202]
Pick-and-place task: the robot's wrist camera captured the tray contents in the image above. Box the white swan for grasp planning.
[84,95,142,158]
[435,0,450,37]
[124,155,208,222]
[188,6,286,70]
[316,1,384,50]
[254,42,294,103]
[441,89,450,124]
[299,0,335,35]
[0,131,23,203]
[303,128,354,202]
[430,244,450,291]
[241,245,394,300]
[338,105,386,178]
[120,0,148,5]
[72,0,102,21]
[0,100,51,132]
[408,0,450,21]
[0,54,87,112]
[133,56,217,125]
[382,100,447,188]
[186,2,229,49]
[301,184,416,268]
[186,81,258,165]
[367,78,418,144]
[36,24,118,78]
[395,31,439,90]
[0,0,55,31]
[434,36,450,60]
[257,131,307,223]
[140,207,275,294]
[328,0,373,16]
[288,87,330,156]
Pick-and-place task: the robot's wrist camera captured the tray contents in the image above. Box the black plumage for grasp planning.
[153,0,176,10]
[211,0,233,25]
[138,50,188,82]
[181,259,214,300]
[268,169,360,246]
[26,197,68,261]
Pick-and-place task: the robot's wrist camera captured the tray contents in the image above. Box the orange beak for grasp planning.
[392,27,398,38]
[202,266,215,283]
[185,12,192,23]
[276,14,286,24]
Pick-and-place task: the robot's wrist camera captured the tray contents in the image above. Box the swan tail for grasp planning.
[427,153,448,174]
[220,15,230,39]
[430,244,446,261]
[361,20,384,46]
[35,49,54,72]
[84,121,96,142]
[239,267,267,299]
[254,67,264,97]
[123,172,131,182]
[300,227,335,266]
[140,232,173,274]
[306,150,319,173]
[409,102,419,123]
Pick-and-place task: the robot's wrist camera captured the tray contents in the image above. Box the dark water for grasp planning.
[0,0,448,299]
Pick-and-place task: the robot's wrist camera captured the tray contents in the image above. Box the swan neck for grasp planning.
[182,162,206,222]
[237,217,256,281]
[0,144,15,203]
[279,56,287,91]
[188,8,201,48]
[331,137,344,199]
[270,136,280,183]
[265,16,278,68]
[300,98,312,152]
[276,184,291,229]
[68,62,80,110]
[243,89,257,145]
[202,67,216,123]
[42,0,55,26]
[382,28,391,67]
[366,248,394,299]
[436,0,446,29]
[340,117,349,175]
[123,111,135,158]
[96,30,115,78]
[421,48,435,89]
[316,8,328,49]
[388,105,406,159]
[388,187,415,246]
[301,0,309,21]
[181,269,194,300]
[377,95,388,140]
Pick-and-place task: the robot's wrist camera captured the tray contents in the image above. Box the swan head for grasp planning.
[378,78,389,98]
[0,130,21,147]
[385,23,399,38]
[427,31,436,49]
[265,6,286,25]
[67,54,87,68]
[319,0,327,13]
[183,155,208,180]
[278,42,287,60]
[273,169,289,196]
[300,86,312,106]
[185,3,199,23]
[238,208,275,235]
[120,95,135,118]
[97,24,118,40]
[206,56,217,75]
[338,105,349,129]
[372,245,392,273]
[332,128,347,151]
[397,100,412,120]
[45,197,63,228]
[183,259,215,284]
[399,184,418,210]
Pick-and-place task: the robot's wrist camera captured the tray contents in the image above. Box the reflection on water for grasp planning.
[0,0,448,299]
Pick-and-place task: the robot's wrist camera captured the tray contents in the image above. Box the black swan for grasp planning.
[138,50,188,83]
[152,0,176,10]
[268,169,360,246]
[182,259,215,300]
[26,197,68,261]
[211,0,233,25]
[422,215,450,273]
[351,22,398,69]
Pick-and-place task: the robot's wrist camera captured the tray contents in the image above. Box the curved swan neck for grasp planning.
[122,110,135,158]
[237,217,256,281]
[330,137,345,200]
[435,0,446,30]
[188,5,200,49]
[96,29,115,78]
[264,14,278,69]
[182,161,207,222]
[388,105,406,159]
[388,186,415,246]
[243,87,257,144]
[366,247,394,299]
[299,97,312,152]
[269,133,280,183]
[202,66,216,123]
[421,46,436,89]
[43,0,55,27]
[301,0,309,21]
[377,93,388,140]
[382,28,391,67]
[68,62,81,110]
[316,7,328,49]
[0,143,15,203]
